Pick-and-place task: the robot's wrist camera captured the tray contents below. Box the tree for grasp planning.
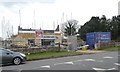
[109,16,120,40]
[78,15,120,41]
[64,20,78,36]
[117,15,120,40]
[78,16,100,41]
[99,15,108,32]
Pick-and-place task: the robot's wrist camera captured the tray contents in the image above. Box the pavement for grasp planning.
[1,51,119,72]
[76,50,109,54]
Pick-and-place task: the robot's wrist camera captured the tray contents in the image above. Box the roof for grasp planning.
[19,31,35,33]
[55,25,59,31]
[43,30,54,33]
[18,26,41,31]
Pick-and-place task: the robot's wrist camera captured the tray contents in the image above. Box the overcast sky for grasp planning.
[0,0,119,38]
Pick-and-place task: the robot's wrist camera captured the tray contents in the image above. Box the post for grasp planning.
[58,42,60,51]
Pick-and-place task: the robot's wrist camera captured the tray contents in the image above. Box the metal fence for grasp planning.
[9,46,62,54]
[97,42,120,48]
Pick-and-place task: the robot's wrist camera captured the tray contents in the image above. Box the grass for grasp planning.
[26,51,82,61]
[26,46,120,61]
[98,46,120,51]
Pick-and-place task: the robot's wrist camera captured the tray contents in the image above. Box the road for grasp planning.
[1,51,120,72]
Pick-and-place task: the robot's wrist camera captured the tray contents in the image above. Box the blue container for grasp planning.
[86,32,111,49]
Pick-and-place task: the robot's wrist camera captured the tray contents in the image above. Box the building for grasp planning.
[0,37,3,47]
[54,25,62,44]
[11,35,28,47]
[55,31,62,44]
[41,30,55,46]
[11,26,62,48]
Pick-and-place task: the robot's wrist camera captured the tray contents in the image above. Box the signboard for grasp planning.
[86,32,111,49]
[35,30,43,39]
[43,30,54,35]
[97,33,111,42]
[43,35,55,38]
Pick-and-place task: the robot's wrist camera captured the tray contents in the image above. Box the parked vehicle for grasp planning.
[0,48,27,65]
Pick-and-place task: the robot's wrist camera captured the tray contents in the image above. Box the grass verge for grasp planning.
[26,46,120,61]
[26,51,82,61]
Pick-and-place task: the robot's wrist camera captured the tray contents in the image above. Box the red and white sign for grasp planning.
[35,31,43,39]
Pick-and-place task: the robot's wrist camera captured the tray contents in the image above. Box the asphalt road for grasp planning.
[1,51,120,71]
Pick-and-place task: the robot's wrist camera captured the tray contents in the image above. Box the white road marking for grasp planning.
[93,67,106,70]
[74,60,84,62]
[107,68,116,70]
[27,65,51,70]
[64,62,74,64]
[93,67,116,71]
[40,65,50,68]
[84,59,95,61]
[54,61,73,65]
[74,59,104,63]
[114,63,120,66]
[103,56,113,59]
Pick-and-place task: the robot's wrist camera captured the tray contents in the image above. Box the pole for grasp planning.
[2,16,5,40]
[62,12,64,23]
[19,10,21,26]
[71,12,72,20]
[12,25,13,36]
[53,21,55,46]
[33,9,36,29]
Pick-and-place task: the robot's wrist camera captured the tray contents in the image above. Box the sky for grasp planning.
[0,0,119,39]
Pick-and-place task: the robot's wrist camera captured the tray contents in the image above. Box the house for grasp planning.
[10,26,62,48]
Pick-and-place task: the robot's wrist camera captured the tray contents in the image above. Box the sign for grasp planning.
[35,30,43,39]
[43,35,55,38]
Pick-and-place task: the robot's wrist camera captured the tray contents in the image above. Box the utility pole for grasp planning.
[53,21,55,46]
[71,12,72,20]
[12,25,13,36]
[19,10,22,27]
[33,9,36,29]
[2,16,5,40]
[1,16,5,47]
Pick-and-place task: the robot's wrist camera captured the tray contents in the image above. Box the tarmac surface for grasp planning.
[1,51,120,72]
